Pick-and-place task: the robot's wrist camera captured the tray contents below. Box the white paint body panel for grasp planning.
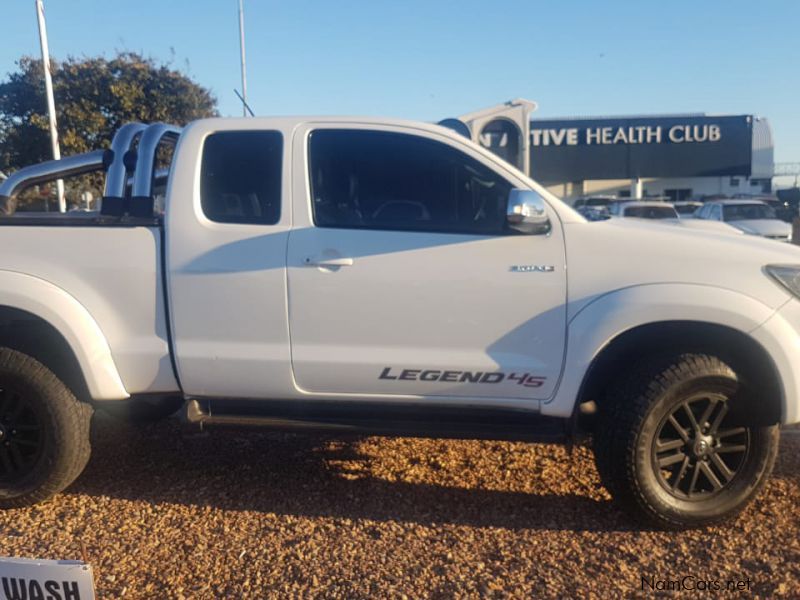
[165,119,295,398]
[286,122,567,401]
[0,227,176,398]
[544,218,800,420]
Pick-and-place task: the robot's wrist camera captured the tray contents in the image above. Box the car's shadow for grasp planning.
[67,414,799,533]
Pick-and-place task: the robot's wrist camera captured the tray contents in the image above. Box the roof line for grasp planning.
[530,113,759,122]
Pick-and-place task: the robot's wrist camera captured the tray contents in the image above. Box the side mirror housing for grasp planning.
[506,189,551,235]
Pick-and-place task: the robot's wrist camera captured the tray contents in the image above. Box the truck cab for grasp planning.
[167,119,567,408]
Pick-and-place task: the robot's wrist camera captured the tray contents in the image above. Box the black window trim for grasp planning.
[200,129,284,226]
[306,128,520,237]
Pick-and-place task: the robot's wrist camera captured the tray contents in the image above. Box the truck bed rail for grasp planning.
[0,150,107,215]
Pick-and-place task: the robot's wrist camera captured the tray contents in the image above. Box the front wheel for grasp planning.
[594,353,779,529]
[0,348,93,508]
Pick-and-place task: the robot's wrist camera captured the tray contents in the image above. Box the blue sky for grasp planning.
[2,1,799,170]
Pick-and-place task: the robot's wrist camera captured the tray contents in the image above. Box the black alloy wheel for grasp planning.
[652,393,749,500]
[594,353,780,529]
[0,385,44,483]
[0,348,93,509]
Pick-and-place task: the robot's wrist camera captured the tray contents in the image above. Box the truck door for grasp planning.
[166,126,294,398]
[286,125,567,401]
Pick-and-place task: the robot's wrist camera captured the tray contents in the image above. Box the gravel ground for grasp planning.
[0,414,798,598]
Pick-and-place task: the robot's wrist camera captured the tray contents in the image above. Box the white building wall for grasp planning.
[547,175,770,203]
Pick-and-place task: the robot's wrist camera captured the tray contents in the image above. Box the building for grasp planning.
[453,102,775,203]
[529,114,774,202]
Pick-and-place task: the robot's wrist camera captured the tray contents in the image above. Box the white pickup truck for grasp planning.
[0,117,799,529]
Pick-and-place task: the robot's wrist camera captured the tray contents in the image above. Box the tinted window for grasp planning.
[308,130,513,235]
[722,203,776,221]
[673,204,699,215]
[201,131,282,224]
[623,205,678,219]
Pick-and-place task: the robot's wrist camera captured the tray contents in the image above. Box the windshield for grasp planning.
[722,203,776,221]
[624,205,678,219]
[674,204,699,215]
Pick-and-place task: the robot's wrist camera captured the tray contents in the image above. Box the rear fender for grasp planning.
[0,270,128,400]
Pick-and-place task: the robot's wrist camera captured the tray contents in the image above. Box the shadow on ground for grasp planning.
[67,414,799,534]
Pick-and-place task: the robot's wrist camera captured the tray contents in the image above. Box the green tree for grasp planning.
[0,52,218,172]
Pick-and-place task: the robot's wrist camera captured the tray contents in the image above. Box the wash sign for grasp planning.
[0,557,95,600]
[529,115,753,181]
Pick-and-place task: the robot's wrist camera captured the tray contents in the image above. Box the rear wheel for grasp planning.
[0,348,93,508]
[594,353,779,529]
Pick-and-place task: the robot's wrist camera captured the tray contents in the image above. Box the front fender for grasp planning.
[542,283,783,418]
[0,271,129,400]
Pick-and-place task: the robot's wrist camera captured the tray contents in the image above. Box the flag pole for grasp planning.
[35,0,65,212]
[238,0,248,117]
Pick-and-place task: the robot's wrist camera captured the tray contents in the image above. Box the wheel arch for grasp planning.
[576,321,782,428]
[544,283,785,425]
[0,271,128,401]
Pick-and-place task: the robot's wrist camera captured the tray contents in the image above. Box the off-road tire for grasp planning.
[594,353,779,529]
[0,348,93,508]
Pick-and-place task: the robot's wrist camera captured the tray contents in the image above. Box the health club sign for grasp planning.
[528,115,753,182]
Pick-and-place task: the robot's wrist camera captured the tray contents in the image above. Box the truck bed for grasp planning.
[0,221,178,395]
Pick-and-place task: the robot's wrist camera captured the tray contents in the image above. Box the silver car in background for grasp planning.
[695,199,792,242]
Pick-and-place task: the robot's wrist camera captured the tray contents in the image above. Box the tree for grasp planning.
[0,52,218,172]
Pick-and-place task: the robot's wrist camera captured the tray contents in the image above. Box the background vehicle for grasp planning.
[695,199,792,242]
[571,195,618,210]
[672,201,703,217]
[0,118,799,529]
[575,205,611,221]
[609,201,679,219]
[732,194,795,223]
[604,200,740,234]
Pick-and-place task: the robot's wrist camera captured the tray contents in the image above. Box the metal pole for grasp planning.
[35,0,65,212]
[630,177,643,200]
[238,0,248,117]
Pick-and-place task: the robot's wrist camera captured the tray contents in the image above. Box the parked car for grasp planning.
[672,201,702,217]
[732,194,795,223]
[609,201,679,219]
[1,117,799,530]
[576,205,611,221]
[671,217,744,235]
[572,195,619,210]
[695,199,792,242]
[610,201,741,234]
[776,187,800,221]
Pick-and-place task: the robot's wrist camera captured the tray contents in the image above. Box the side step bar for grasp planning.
[186,399,361,432]
[185,399,572,442]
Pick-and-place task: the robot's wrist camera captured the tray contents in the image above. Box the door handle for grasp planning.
[303,256,354,267]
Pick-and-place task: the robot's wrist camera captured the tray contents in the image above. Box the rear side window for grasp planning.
[623,205,678,219]
[308,129,513,235]
[200,131,282,224]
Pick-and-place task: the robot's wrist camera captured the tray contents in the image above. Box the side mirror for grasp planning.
[506,189,551,235]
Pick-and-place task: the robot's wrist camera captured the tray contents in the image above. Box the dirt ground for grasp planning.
[0,414,798,598]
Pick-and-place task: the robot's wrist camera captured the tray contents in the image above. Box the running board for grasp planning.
[184,399,571,442]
